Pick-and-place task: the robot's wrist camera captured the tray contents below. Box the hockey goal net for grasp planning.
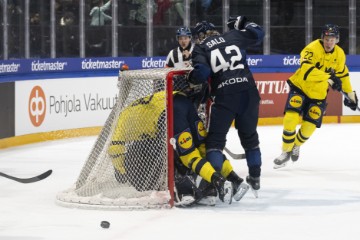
[56,68,190,210]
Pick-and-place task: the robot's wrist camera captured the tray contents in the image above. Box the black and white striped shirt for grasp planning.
[165,43,195,68]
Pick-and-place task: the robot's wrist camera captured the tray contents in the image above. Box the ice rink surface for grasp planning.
[1,124,360,240]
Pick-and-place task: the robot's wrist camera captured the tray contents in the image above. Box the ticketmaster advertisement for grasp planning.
[4,55,360,139]
[15,76,118,136]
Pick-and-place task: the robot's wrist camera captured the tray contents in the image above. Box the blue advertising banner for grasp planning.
[0,57,167,82]
[1,55,360,82]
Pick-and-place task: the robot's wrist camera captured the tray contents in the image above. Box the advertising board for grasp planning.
[15,76,118,136]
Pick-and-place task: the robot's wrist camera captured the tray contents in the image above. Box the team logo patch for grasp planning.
[289,95,303,108]
[177,131,193,151]
[196,121,207,139]
[308,105,322,120]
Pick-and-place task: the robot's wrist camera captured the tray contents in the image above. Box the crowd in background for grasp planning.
[0,0,357,59]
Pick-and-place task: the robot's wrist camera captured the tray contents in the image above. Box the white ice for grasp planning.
[1,124,360,240]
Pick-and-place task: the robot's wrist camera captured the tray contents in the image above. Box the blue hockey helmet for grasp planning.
[176,27,192,40]
[194,21,215,35]
[321,24,340,42]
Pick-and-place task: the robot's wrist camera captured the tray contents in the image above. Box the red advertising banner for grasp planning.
[254,73,342,118]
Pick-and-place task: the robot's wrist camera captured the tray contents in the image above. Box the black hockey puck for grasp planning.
[101,221,110,229]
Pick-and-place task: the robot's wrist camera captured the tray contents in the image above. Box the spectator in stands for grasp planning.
[154,0,171,25]
[6,0,23,15]
[60,11,76,26]
[126,0,157,25]
[171,0,193,23]
[89,0,112,26]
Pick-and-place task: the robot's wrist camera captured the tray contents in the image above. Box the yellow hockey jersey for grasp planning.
[288,39,353,100]
[109,91,167,173]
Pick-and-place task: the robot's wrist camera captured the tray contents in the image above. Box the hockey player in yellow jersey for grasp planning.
[274,24,358,169]
[109,75,249,206]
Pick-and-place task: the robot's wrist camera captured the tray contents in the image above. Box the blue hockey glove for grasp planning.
[186,64,211,85]
[227,16,247,30]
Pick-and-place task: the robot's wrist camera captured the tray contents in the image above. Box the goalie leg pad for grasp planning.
[174,175,197,207]
[175,174,196,197]
[174,189,196,207]
[196,178,217,206]
[197,196,216,206]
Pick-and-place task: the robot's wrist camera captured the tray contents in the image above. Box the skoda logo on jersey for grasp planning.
[196,121,207,140]
[217,77,248,89]
[177,130,194,153]
[289,95,303,108]
[308,105,321,120]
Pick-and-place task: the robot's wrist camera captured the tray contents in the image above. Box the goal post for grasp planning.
[56,68,190,210]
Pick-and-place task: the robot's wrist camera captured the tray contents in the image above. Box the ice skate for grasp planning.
[233,182,250,201]
[246,176,260,198]
[291,145,300,162]
[211,173,233,204]
[174,186,196,207]
[174,195,196,207]
[222,181,233,204]
[273,151,291,169]
[197,179,217,206]
[227,171,249,201]
[198,196,217,206]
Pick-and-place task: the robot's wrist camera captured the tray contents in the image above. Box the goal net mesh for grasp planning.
[56,68,190,210]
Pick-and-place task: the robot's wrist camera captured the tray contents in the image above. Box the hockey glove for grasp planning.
[227,16,247,30]
[344,91,358,111]
[327,74,342,92]
[186,63,211,85]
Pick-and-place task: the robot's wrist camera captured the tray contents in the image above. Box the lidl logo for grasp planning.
[289,95,303,108]
[308,105,321,120]
[197,121,207,138]
[178,131,193,150]
[29,86,46,127]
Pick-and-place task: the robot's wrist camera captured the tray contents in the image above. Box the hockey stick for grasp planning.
[340,91,360,111]
[224,147,246,160]
[0,169,52,184]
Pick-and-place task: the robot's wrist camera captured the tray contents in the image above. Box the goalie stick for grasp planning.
[0,169,52,183]
[341,90,360,111]
[224,147,246,160]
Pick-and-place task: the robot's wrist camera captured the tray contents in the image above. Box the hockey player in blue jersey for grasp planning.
[188,16,264,196]
[110,73,250,207]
